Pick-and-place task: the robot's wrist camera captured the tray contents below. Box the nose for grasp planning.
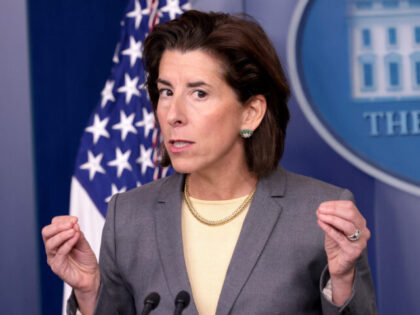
[166,94,186,127]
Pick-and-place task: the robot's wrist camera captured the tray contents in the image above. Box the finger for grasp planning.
[319,200,355,208]
[318,220,368,252]
[73,230,94,252]
[51,216,78,224]
[317,220,349,248]
[42,222,75,242]
[318,201,363,224]
[317,213,356,236]
[56,231,81,256]
[45,228,76,255]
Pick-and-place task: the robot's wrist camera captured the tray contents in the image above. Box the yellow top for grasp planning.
[181,194,251,315]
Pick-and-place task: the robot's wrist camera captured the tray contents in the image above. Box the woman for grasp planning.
[42,10,377,315]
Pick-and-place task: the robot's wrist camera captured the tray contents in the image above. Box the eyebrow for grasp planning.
[157,78,172,87]
[187,81,210,88]
[156,78,211,88]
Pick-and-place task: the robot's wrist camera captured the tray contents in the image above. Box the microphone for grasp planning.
[140,292,160,315]
[174,290,190,315]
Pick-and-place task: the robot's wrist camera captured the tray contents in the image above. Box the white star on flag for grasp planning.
[105,183,127,203]
[121,36,143,67]
[85,114,110,145]
[112,110,137,141]
[136,144,154,175]
[126,0,150,29]
[117,73,141,104]
[136,108,155,138]
[160,0,183,20]
[107,147,132,177]
[79,151,106,180]
[101,80,115,108]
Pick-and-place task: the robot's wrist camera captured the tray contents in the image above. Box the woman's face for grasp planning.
[156,49,248,176]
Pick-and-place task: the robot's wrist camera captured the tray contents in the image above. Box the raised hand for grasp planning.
[42,216,100,314]
[316,201,371,305]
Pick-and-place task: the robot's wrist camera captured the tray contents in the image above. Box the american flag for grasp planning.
[63,0,190,311]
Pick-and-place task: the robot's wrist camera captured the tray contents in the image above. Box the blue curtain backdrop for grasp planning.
[27,1,128,313]
[23,0,420,314]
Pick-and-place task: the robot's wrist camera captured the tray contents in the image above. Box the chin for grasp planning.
[169,159,197,175]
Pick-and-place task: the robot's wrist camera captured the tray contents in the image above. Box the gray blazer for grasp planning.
[67,167,377,314]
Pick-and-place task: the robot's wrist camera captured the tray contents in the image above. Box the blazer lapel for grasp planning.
[216,168,287,315]
[154,173,199,315]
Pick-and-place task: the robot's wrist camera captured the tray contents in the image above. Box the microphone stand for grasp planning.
[140,292,160,315]
[174,290,190,315]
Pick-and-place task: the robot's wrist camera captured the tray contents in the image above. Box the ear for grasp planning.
[241,94,267,131]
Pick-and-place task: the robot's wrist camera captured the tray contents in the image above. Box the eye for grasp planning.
[193,90,207,99]
[158,88,173,98]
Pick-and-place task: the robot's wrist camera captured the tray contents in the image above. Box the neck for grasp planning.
[187,167,258,201]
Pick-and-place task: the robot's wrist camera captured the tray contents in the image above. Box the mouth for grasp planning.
[168,140,194,153]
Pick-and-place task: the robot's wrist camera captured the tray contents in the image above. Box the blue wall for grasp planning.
[0,1,39,314]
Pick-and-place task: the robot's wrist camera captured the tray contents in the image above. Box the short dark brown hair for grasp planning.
[143,10,290,177]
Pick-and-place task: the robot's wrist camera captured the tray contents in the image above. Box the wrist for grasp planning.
[330,267,355,286]
[74,271,100,315]
[330,267,355,306]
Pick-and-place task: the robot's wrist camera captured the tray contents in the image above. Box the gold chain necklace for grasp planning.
[183,176,257,226]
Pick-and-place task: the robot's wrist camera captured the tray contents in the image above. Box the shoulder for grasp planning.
[106,172,183,220]
[287,170,348,199]
[115,172,183,204]
[266,166,354,203]
[104,173,183,235]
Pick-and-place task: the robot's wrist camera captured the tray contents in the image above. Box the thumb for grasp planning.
[73,226,94,253]
[72,230,98,268]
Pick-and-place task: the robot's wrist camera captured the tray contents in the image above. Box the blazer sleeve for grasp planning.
[93,193,136,315]
[320,189,378,315]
